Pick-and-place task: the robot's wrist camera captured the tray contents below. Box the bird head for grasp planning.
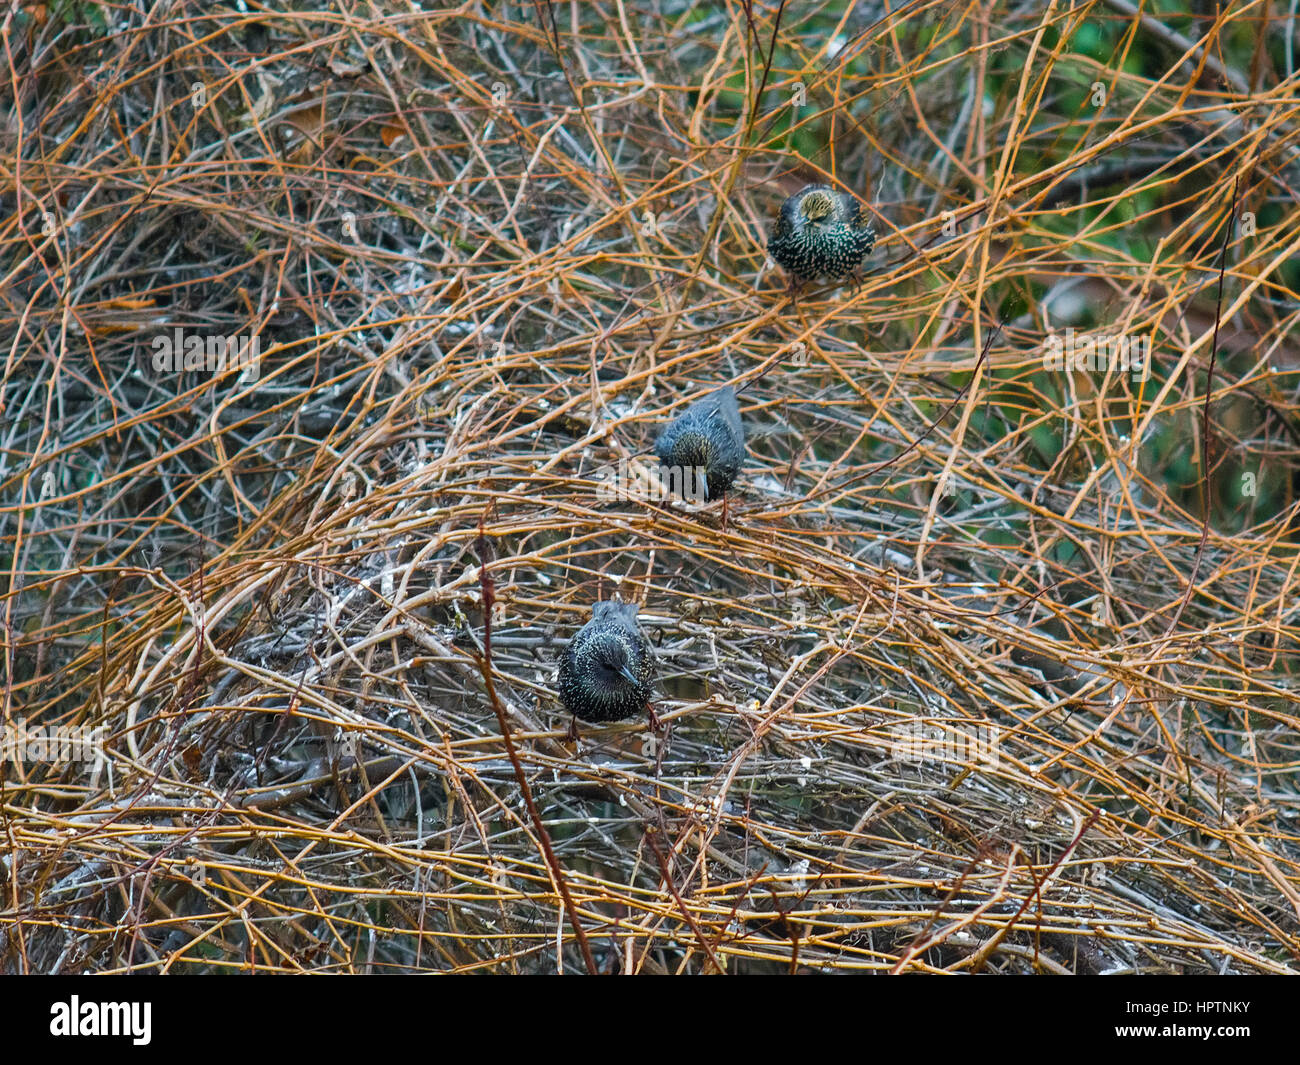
[665,431,715,501]
[799,189,835,224]
[595,640,639,688]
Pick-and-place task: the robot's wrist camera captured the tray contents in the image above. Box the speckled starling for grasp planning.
[558,601,656,723]
[767,184,875,283]
[654,386,744,501]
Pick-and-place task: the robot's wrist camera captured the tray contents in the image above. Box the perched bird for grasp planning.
[767,184,875,283]
[558,601,656,726]
[654,386,744,503]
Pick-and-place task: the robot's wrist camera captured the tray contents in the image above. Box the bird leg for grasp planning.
[786,276,804,310]
[646,701,662,732]
[566,714,580,742]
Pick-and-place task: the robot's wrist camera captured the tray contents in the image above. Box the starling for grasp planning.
[654,386,744,502]
[558,601,656,724]
[767,184,876,283]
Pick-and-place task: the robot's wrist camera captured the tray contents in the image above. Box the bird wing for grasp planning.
[591,600,640,631]
[709,386,742,445]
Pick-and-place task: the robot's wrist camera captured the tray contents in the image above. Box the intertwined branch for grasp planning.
[2,0,1299,973]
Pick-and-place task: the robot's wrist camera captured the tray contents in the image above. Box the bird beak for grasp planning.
[618,665,639,687]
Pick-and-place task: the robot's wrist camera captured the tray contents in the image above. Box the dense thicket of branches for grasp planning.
[2,1,1298,973]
